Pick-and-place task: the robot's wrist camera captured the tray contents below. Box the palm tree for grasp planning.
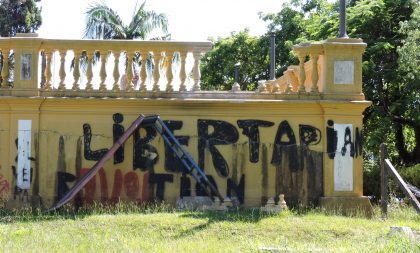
[78,1,169,89]
[84,0,168,40]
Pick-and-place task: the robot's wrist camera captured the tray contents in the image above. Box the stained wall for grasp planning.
[0,97,369,208]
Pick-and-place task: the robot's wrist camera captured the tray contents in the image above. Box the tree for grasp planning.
[201,30,270,91]
[0,0,42,37]
[84,1,168,40]
[395,3,420,164]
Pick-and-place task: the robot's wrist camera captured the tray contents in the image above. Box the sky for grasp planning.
[37,0,287,41]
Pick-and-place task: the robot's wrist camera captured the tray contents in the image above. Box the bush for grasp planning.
[399,163,420,188]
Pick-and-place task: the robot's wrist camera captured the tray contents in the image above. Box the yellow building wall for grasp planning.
[0,36,373,213]
[0,97,369,209]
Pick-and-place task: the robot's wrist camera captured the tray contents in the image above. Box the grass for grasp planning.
[0,203,419,253]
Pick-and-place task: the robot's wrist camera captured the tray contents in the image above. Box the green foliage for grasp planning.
[201,30,269,91]
[398,5,420,83]
[399,163,420,188]
[347,0,419,166]
[84,1,168,40]
[0,0,42,37]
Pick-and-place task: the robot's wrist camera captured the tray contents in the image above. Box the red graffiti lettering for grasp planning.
[79,168,97,204]
[110,169,123,203]
[79,168,148,204]
[142,172,150,202]
[124,171,139,200]
[0,173,10,196]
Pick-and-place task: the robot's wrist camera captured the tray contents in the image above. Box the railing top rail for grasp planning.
[0,37,213,52]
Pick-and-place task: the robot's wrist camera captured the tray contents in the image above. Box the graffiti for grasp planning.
[11,138,35,201]
[326,120,360,160]
[17,120,32,189]
[198,120,239,177]
[334,124,354,191]
[83,124,108,161]
[180,174,243,203]
[271,120,300,172]
[326,120,338,159]
[237,120,274,163]
[74,114,364,206]
[180,174,191,197]
[57,171,76,200]
[341,126,355,157]
[0,172,10,196]
[299,124,321,146]
[355,127,363,158]
[163,120,190,172]
[195,174,218,197]
[113,113,125,164]
[227,174,245,204]
[149,173,173,201]
[57,168,151,203]
[133,124,159,171]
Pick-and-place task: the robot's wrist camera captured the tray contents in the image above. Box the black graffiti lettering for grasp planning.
[195,175,218,196]
[83,124,108,161]
[198,120,239,177]
[355,127,363,158]
[163,120,190,172]
[133,125,158,171]
[180,174,191,197]
[237,120,274,163]
[299,124,321,147]
[303,150,324,205]
[11,138,34,200]
[326,120,337,159]
[22,168,28,181]
[113,113,125,164]
[341,126,355,157]
[227,174,245,204]
[148,173,173,201]
[271,121,300,171]
[57,171,76,200]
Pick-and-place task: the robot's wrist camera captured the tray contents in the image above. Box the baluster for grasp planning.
[85,51,95,91]
[99,51,108,91]
[285,70,293,93]
[72,51,81,91]
[139,52,147,92]
[191,51,202,91]
[152,52,161,92]
[165,51,174,92]
[57,50,66,90]
[179,51,187,92]
[285,79,293,93]
[1,48,9,88]
[44,50,53,90]
[271,80,280,93]
[298,53,306,93]
[310,53,319,93]
[125,51,134,91]
[112,51,120,91]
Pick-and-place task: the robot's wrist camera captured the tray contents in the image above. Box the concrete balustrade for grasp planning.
[1,35,366,101]
[258,38,366,101]
[0,36,212,96]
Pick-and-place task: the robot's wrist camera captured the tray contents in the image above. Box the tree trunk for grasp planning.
[394,121,412,165]
[394,121,420,165]
[414,125,420,164]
